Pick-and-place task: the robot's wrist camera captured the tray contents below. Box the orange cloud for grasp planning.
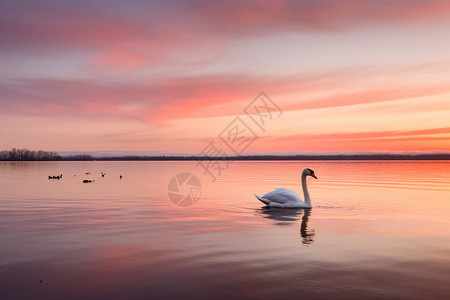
[264,127,450,152]
[1,63,449,124]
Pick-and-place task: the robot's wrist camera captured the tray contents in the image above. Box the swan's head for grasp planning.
[303,168,318,179]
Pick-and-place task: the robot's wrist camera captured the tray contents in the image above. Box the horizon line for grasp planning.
[56,150,450,158]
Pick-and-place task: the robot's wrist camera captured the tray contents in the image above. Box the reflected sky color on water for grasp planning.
[0,161,449,299]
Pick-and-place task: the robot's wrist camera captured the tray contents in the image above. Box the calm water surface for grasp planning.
[0,161,449,299]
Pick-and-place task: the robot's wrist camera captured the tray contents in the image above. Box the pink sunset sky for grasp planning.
[1,0,450,153]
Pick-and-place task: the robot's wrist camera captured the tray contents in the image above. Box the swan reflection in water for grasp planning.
[256,208,316,245]
[299,209,315,245]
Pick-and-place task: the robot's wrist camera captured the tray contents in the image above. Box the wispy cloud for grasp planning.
[1,63,449,122]
[2,0,450,71]
[1,0,450,151]
[266,127,450,151]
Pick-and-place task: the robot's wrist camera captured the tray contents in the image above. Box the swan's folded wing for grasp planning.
[262,188,301,204]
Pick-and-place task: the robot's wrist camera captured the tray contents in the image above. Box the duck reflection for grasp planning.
[256,208,316,245]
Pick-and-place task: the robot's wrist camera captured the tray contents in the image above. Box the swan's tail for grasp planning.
[253,194,271,206]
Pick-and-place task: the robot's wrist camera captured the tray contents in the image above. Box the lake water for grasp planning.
[0,161,449,299]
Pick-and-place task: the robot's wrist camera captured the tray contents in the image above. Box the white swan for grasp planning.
[254,168,317,208]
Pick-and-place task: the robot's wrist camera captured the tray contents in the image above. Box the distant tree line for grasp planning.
[0,148,94,161]
[63,154,95,161]
[0,148,60,160]
[95,153,450,161]
[1,148,449,161]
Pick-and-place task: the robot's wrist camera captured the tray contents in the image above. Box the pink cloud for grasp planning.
[1,63,450,124]
[189,0,450,33]
[2,0,450,72]
[273,127,450,141]
[91,50,146,72]
[284,84,450,112]
[264,127,450,151]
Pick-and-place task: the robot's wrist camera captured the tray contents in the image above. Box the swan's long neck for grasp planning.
[301,172,311,206]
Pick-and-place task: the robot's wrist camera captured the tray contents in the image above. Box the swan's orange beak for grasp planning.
[311,173,318,179]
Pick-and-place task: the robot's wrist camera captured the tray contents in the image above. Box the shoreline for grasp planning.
[2,154,450,161]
